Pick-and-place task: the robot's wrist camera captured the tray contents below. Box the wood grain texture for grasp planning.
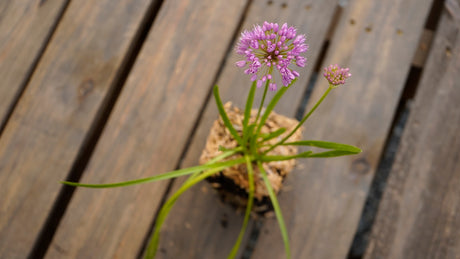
[0,0,154,257]
[45,0,247,258]
[251,0,434,258]
[365,1,460,258]
[155,0,341,258]
[0,0,68,127]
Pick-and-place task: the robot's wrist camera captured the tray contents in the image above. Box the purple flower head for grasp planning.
[235,22,308,91]
[323,64,351,86]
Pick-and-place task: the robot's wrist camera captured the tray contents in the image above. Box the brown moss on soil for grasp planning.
[200,102,302,215]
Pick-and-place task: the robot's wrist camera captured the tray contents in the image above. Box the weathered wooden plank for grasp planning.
[250,0,434,258]
[45,0,248,258]
[0,0,68,129]
[0,0,156,257]
[365,1,460,258]
[156,0,342,258]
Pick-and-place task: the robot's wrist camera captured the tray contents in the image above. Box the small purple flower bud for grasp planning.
[323,64,351,86]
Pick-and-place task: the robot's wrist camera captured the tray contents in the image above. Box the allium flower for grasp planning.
[235,22,308,91]
[323,64,351,86]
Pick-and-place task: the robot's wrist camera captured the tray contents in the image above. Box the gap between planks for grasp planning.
[28,0,166,258]
[136,0,254,257]
[44,1,250,258]
[0,0,71,136]
[364,0,460,256]
[347,0,445,256]
[0,0,165,258]
[251,0,436,257]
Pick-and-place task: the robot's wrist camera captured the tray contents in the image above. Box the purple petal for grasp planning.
[235,60,246,67]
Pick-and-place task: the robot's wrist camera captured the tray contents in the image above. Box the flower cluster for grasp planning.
[323,64,351,86]
[235,22,308,91]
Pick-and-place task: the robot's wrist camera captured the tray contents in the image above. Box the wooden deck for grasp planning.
[1,0,459,258]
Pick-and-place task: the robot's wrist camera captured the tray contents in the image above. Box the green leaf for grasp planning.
[213,85,244,147]
[243,81,257,138]
[208,147,243,164]
[255,78,296,137]
[282,140,362,153]
[61,158,245,188]
[255,80,270,123]
[257,161,291,259]
[260,148,360,161]
[144,158,247,259]
[260,151,314,161]
[258,128,286,142]
[305,150,358,158]
[227,155,254,259]
[186,148,243,184]
[243,124,256,151]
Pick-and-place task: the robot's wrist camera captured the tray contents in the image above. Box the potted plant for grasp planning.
[63,22,359,259]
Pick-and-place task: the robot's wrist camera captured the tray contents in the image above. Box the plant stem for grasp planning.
[255,80,269,124]
[264,85,333,155]
[253,80,294,148]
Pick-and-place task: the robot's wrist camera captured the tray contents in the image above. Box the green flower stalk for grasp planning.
[62,22,360,259]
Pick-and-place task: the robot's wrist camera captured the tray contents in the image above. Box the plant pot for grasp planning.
[200,102,302,215]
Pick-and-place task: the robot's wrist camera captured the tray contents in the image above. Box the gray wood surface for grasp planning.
[45,0,247,258]
[0,0,68,128]
[251,0,434,258]
[365,1,460,258]
[0,0,155,257]
[155,0,342,258]
[1,0,455,258]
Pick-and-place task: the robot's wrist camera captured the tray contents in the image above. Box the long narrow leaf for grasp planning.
[255,80,270,123]
[61,158,245,188]
[257,161,291,259]
[261,149,359,161]
[260,151,314,162]
[258,128,286,143]
[144,153,246,258]
[243,124,256,151]
[281,140,361,153]
[243,81,257,138]
[213,85,244,146]
[305,150,358,158]
[185,147,243,184]
[227,155,255,258]
[207,147,243,164]
[145,164,235,259]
